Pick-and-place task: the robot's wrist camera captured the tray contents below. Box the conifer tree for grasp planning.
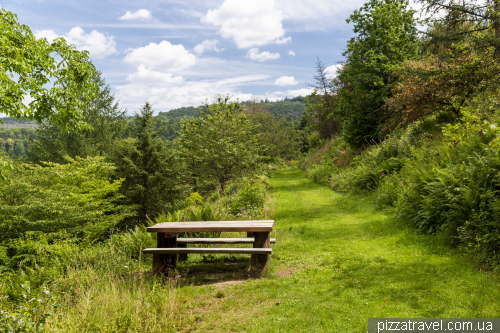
[113,102,181,226]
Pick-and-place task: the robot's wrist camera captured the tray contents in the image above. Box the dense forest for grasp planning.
[2,0,500,330]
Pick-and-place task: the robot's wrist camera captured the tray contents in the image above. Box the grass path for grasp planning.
[174,168,500,332]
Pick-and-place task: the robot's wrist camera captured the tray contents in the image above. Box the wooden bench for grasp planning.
[176,238,276,244]
[142,220,275,278]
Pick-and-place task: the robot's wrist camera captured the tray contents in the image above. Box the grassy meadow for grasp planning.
[43,168,500,332]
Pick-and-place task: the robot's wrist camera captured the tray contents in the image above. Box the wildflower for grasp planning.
[146,214,149,220]
[382,172,386,177]
[216,188,219,192]
[19,264,22,268]
[182,216,185,221]
[400,181,403,185]
[491,124,497,130]
[194,201,197,205]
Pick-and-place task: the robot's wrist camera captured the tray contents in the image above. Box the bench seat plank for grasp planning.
[147,220,274,233]
[143,248,272,255]
[176,238,276,244]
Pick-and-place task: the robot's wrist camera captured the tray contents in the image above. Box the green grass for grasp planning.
[48,168,500,332]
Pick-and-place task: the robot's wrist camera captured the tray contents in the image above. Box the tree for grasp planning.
[1,8,98,128]
[27,72,127,164]
[113,102,181,225]
[305,59,341,140]
[180,95,261,191]
[0,156,134,243]
[337,0,419,147]
[419,0,500,59]
[385,48,500,129]
[245,103,301,161]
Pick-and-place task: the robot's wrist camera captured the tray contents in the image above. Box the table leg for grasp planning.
[153,232,177,276]
[250,231,270,278]
[177,243,188,262]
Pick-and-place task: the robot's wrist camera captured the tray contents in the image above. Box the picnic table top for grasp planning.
[147,220,274,233]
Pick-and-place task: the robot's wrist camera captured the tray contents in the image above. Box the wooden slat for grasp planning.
[176,238,276,244]
[142,248,272,255]
[147,220,274,233]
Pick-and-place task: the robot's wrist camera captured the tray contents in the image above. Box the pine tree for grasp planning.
[113,102,181,226]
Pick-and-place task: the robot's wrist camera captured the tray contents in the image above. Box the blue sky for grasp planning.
[2,0,370,113]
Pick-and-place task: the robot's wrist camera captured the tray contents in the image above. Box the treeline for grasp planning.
[0,127,35,157]
[301,0,500,266]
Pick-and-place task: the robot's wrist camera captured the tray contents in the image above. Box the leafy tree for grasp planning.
[27,72,127,164]
[0,8,98,128]
[337,0,419,147]
[385,48,500,129]
[0,156,134,243]
[245,102,301,161]
[113,102,181,225]
[180,95,261,191]
[419,0,500,59]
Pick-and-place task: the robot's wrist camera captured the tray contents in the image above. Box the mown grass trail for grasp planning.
[184,168,500,332]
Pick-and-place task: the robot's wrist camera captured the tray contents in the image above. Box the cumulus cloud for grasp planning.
[34,27,117,59]
[274,76,298,86]
[202,0,290,48]
[126,65,184,85]
[115,74,270,111]
[194,39,221,54]
[275,0,367,30]
[34,29,59,42]
[325,64,342,78]
[288,50,296,56]
[246,48,280,62]
[274,36,292,44]
[124,41,196,72]
[119,9,152,20]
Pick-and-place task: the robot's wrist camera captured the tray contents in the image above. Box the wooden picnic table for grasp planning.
[144,220,274,278]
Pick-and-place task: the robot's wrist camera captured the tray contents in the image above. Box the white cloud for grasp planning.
[288,50,296,56]
[34,29,59,42]
[274,36,292,44]
[202,0,290,48]
[126,65,184,85]
[325,64,342,78]
[124,41,196,72]
[115,74,270,111]
[264,87,314,101]
[119,9,152,20]
[274,0,368,31]
[274,76,298,86]
[194,39,221,54]
[34,27,117,59]
[246,48,280,62]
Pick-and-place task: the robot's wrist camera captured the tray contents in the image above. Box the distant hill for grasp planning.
[156,96,306,122]
[0,117,40,129]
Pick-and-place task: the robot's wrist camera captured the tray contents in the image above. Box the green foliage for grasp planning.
[337,0,419,147]
[224,177,267,217]
[185,192,204,206]
[28,72,127,164]
[113,102,181,226]
[0,156,135,249]
[0,8,98,130]
[246,110,301,161]
[180,95,261,191]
